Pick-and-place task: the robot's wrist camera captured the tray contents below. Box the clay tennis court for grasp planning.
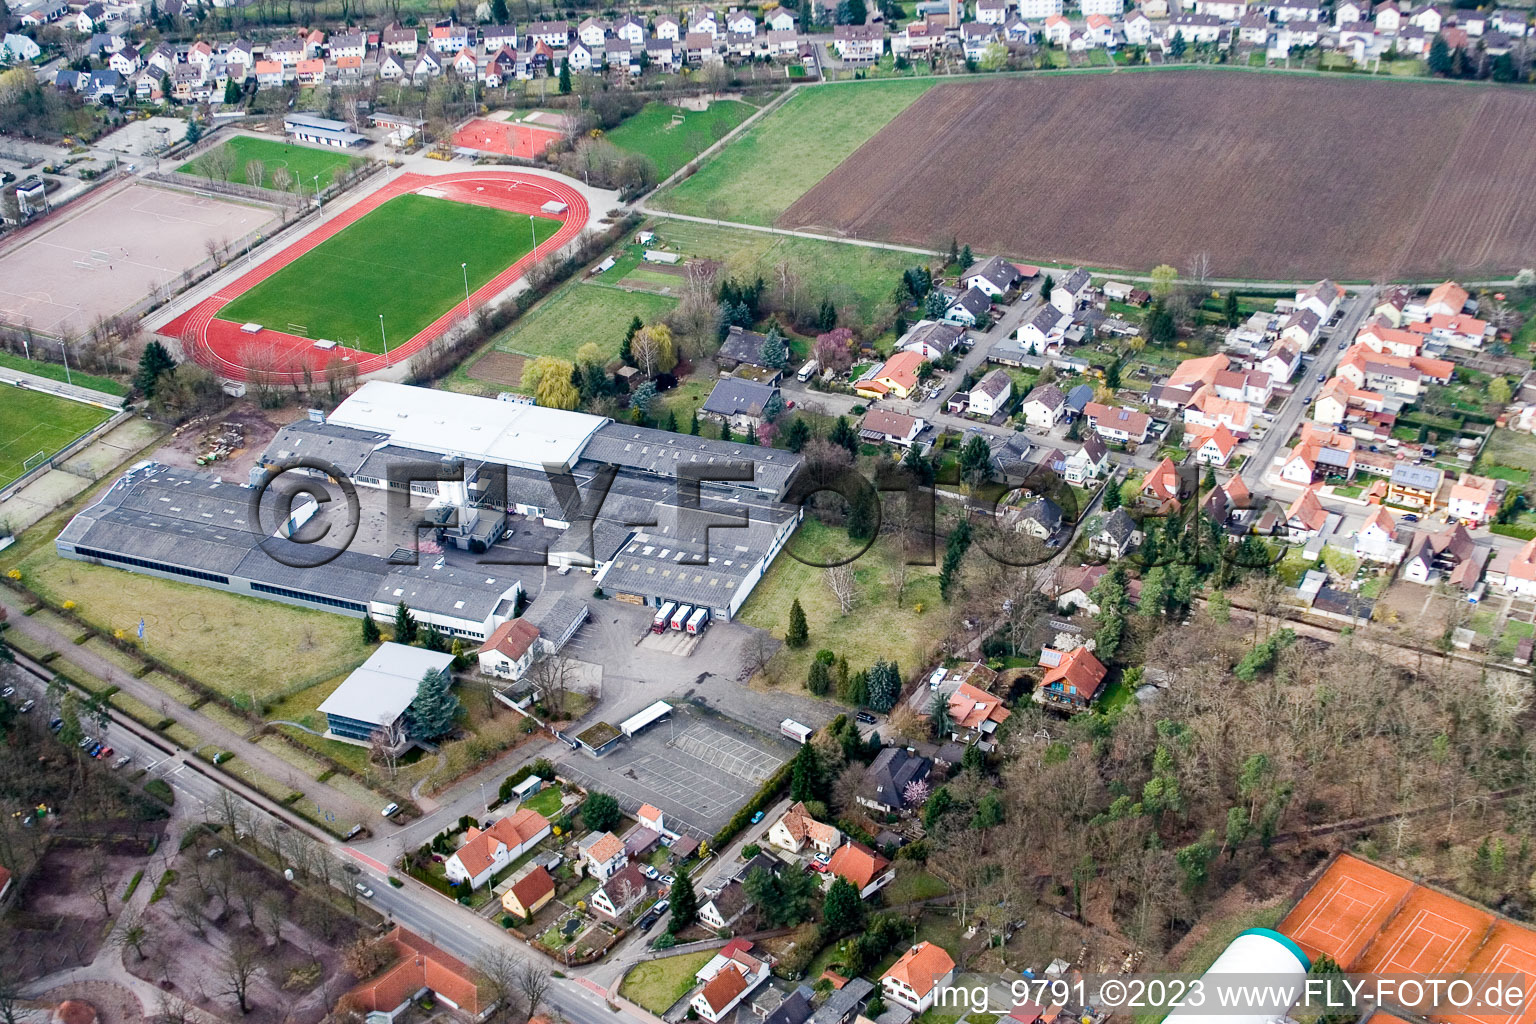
[0,180,276,337]
[1284,854,1536,1024]
[452,117,563,158]
[1283,853,1416,969]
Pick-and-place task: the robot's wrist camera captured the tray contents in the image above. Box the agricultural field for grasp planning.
[0,385,113,487]
[779,71,1536,280]
[217,194,561,351]
[605,100,757,180]
[177,135,365,192]
[654,79,934,225]
[644,220,919,323]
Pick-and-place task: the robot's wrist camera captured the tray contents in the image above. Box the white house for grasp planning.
[692,943,768,1024]
[443,808,551,890]
[1063,435,1109,484]
[767,801,841,855]
[1018,0,1063,16]
[881,943,956,1014]
[3,33,43,60]
[968,369,1013,418]
[578,831,628,880]
[1050,267,1092,314]
[1295,279,1344,322]
[1020,383,1066,429]
[1354,505,1405,564]
[476,619,540,681]
[1017,305,1070,354]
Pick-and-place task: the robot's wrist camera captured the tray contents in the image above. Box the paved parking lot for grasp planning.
[556,703,791,839]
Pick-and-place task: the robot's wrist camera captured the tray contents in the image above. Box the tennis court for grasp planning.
[1282,853,1417,969]
[0,181,277,337]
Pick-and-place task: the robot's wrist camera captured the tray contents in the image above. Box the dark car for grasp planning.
[856,711,876,725]
[639,911,660,931]
[88,743,103,758]
[49,717,63,732]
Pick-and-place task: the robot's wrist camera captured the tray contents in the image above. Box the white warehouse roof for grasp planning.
[328,381,610,472]
[317,642,455,725]
[1162,929,1309,1024]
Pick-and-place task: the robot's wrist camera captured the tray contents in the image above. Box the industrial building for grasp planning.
[59,383,804,626]
[318,642,456,746]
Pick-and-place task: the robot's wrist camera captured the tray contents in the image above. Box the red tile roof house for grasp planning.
[443,807,551,890]
[881,941,957,1013]
[1034,646,1107,713]
[341,926,491,1020]
[826,840,895,899]
[500,865,556,918]
[476,619,541,680]
[692,941,770,1023]
[946,681,1011,749]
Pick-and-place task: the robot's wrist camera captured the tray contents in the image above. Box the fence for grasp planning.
[0,408,131,502]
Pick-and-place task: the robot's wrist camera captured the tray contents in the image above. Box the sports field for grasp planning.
[0,352,126,396]
[216,194,561,351]
[653,80,933,225]
[494,280,677,366]
[177,135,366,192]
[0,385,113,487]
[605,100,757,181]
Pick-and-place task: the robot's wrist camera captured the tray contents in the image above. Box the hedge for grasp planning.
[145,779,174,806]
[1492,524,1536,541]
[709,719,848,851]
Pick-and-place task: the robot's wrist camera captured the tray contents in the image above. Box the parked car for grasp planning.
[18,699,35,714]
[206,848,225,859]
[87,743,102,758]
[856,711,876,725]
[381,802,400,817]
[1316,372,1326,382]
[355,883,375,899]
[750,811,764,824]
[78,735,94,750]
[641,865,659,880]
[1338,340,1347,350]
[97,746,113,760]
[48,717,63,732]
[654,899,669,915]
[1402,513,1420,522]
[660,874,675,886]
[639,911,660,931]
[112,755,131,770]
[0,686,14,698]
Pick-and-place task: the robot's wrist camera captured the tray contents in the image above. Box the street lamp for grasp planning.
[461,262,470,316]
[379,313,391,367]
[313,174,321,217]
[530,215,538,261]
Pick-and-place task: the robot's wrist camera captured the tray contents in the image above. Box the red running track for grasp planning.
[161,170,590,383]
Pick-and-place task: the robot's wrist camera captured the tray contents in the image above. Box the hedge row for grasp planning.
[709,719,843,851]
[1492,524,1536,540]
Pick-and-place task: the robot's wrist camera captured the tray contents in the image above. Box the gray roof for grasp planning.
[864,746,931,805]
[528,592,588,638]
[1020,496,1064,532]
[972,368,1011,400]
[1024,382,1065,411]
[951,287,992,318]
[962,254,1021,292]
[808,977,874,1024]
[899,319,964,356]
[1063,267,1091,294]
[702,377,779,420]
[1026,305,1064,334]
[1079,433,1108,464]
[317,642,453,725]
[1098,507,1138,546]
[587,423,801,496]
[718,325,786,368]
[1390,463,1442,490]
[261,420,388,478]
[1066,383,1095,411]
[763,989,814,1024]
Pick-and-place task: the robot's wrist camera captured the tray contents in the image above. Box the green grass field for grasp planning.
[654,80,935,225]
[177,135,365,192]
[645,220,916,322]
[0,385,112,487]
[494,281,677,365]
[0,352,126,396]
[218,195,561,351]
[604,100,757,181]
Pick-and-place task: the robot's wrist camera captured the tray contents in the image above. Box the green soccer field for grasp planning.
[217,195,562,352]
[177,135,366,193]
[653,79,934,226]
[604,100,757,181]
[0,385,113,487]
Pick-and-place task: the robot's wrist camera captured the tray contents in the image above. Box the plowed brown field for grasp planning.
[779,71,1536,281]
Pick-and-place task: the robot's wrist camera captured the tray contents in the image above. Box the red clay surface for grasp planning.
[780,71,1536,280]
[452,118,564,158]
[162,170,588,382]
[1283,853,1416,969]
[1439,920,1536,1024]
[1353,886,1492,976]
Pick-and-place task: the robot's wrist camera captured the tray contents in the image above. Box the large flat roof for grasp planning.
[318,642,455,725]
[328,382,610,472]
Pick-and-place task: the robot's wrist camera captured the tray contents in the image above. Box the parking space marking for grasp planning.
[673,726,783,784]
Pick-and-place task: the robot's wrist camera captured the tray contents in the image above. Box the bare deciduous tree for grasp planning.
[514,957,551,1017]
[824,564,856,615]
[222,935,264,1014]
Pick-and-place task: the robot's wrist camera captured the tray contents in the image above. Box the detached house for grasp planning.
[1354,505,1405,564]
[1035,646,1107,712]
[1063,434,1109,484]
[858,746,932,814]
[699,879,751,931]
[859,409,926,449]
[768,801,841,855]
[692,942,769,1024]
[826,841,894,898]
[947,681,1011,749]
[500,865,556,918]
[1295,279,1344,321]
[882,943,957,1014]
[578,830,628,880]
[969,369,1013,418]
[476,618,540,681]
[1447,474,1504,526]
[702,378,780,433]
[832,22,884,60]
[1084,403,1151,445]
[1020,383,1066,429]
[591,863,649,920]
[1051,267,1093,314]
[1089,507,1142,561]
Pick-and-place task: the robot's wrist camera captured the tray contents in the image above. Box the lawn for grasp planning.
[0,351,126,396]
[218,195,561,352]
[9,546,371,705]
[0,384,113,487]
[737,519,945,691]
[493,281,677,368]
[177,135,365,192]
[605,100,757,181]
[620,949,717,1014]
[643,220,918,323]
[654,79,935,225]
[517,784,565,817]
[1478,429,1536,479]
